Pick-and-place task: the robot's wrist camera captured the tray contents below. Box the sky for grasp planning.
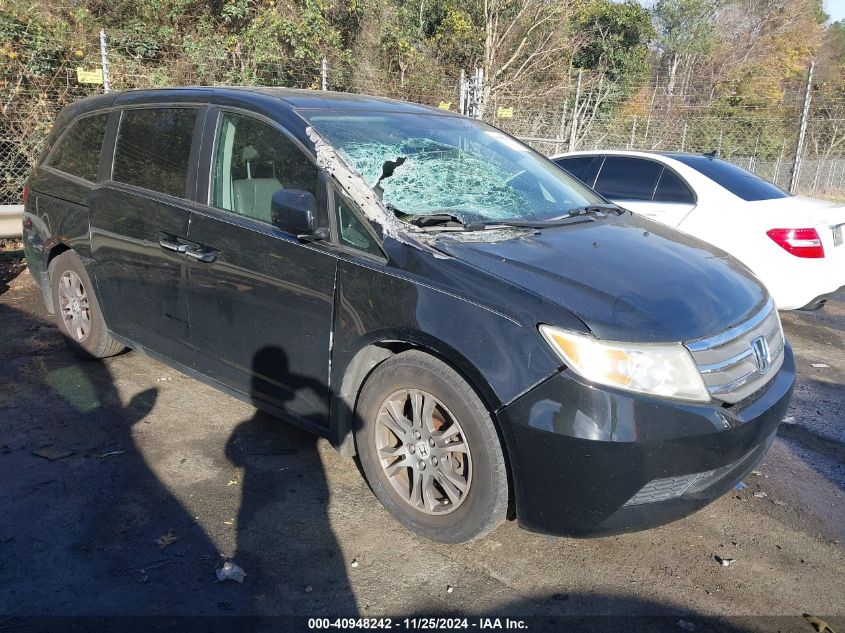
[630,0,845,23]
[826,0,845,23]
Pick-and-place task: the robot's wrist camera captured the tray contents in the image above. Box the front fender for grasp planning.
[330,257,563,420]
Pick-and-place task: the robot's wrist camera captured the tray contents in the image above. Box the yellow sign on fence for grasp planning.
[76,67,103,84]
[438,101,451,110]
[496,107,514,119]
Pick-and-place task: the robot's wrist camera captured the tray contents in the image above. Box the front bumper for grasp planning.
[497,344,795,537]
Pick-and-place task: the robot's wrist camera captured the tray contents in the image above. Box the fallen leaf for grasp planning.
[33,447,74,461]
[803,614,836,633]
[753,491,768,499]
[714,555,736,567]
[155,532,178,550]
[810,363,829,369]
[227,479,239,487]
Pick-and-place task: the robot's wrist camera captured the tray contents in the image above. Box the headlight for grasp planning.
[539,325,710,403]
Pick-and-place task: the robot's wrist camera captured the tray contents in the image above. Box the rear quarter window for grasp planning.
[653,168,695,204]
[669,155,788,202]
[112,108,198,198]
[45,112,109,182]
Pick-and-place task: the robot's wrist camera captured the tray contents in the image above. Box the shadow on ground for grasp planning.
[0,291,353,618]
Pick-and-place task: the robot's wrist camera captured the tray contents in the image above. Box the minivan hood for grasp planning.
[432,214,768,343]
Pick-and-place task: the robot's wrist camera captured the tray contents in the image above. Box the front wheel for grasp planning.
[355,350,509,543]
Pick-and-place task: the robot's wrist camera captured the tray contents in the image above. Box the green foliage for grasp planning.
[653,0,718,58]
[572,0,655,86]
[114,22,164,61]
[220,0,251,27]
[431,6,482,68]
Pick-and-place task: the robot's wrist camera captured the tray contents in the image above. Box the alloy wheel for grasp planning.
[374,389,472,515]
[58,270,91,342]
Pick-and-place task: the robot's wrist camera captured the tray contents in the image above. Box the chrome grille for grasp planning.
[686,299,785,404]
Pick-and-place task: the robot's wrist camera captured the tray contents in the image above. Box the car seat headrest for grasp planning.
[242,146,259,162]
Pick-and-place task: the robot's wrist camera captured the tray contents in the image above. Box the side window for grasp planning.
[46,113,109,182]
[210,112,317,224]
[653,169,695,204]
[113,108,197,198]
[335,194,382,257]
[554,156,602,187]
[594,157,662,201]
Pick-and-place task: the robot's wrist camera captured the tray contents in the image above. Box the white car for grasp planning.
[552,150,845,310]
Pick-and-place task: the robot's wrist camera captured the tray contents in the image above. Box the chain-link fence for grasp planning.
[2,29,842,204]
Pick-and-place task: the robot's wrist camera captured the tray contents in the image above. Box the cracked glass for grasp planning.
[302,111,602,224]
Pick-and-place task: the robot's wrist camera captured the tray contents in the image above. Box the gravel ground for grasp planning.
[0,257,842,632]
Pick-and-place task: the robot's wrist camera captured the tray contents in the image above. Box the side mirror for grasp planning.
[270,189,326,241]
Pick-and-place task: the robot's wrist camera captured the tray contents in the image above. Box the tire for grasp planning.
[355,350,508,543]
[49,250,124,359]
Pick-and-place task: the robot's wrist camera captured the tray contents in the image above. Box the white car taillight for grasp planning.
[766,228,825,258]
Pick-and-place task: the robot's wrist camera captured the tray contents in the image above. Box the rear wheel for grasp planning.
[49,251,124,359]
[355,350,508,543]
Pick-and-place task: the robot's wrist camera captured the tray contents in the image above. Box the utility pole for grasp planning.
[99,29,111,93]
[459,69,466,115]
[628,115,637,150]
[473,67,484,119]
[321,57,328,91]
[569,69,582,151]
[556,99,568,154]
[789,60,815,194]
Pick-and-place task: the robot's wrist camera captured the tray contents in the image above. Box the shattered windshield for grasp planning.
[301,110,603,224]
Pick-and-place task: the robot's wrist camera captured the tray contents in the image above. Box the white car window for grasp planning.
[594,157,662,201]
[668,154,788,202]
[653,169,695,204]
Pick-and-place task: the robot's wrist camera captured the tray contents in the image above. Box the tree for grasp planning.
[653,0,718,98]
[571,0,654,90]
[478,0,578,111]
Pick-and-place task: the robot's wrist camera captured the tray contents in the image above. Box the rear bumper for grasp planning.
[759,255,845,310]
[498,344,795,537]
[797,285,844,311]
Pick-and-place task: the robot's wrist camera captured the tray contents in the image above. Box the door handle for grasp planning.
[159,237,187,253]
[186,247,218,264]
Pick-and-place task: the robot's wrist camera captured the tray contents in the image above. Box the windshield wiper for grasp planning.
[476,215,600,229]
[564,204,624,217]
[476,205,624,229]
[389,204,622,233]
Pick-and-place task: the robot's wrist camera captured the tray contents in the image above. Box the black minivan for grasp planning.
[23,87,795,543]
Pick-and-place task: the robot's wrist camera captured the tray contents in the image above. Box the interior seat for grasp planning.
[232,146,283,223]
